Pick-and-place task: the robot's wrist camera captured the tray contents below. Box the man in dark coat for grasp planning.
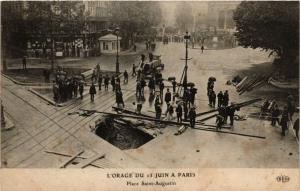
[159,81,165,101]
[155,104,162,123]
[111,76,115,91]
[98,73,103,90]
[189,107,196,128]
[79,81,84,99]
[73,79,78,98]
[89,82,96,102]
[211,91,216,107]
[140,78,146,98]
[228,103,239,126]
[148,77,155,95]
[190,86,197,106]
[164,88,172,104]
[124,70,128,84]
[104,75,109,91]
[217,91,223,107]
[116,90,124,108]
[280,106,290,136]
[271,104,280,126]
[22,56,27,70]
[172,80,177,93]
[176,103,183,123]
[293,118,299,140]
[223,90,229,106]
[132,63,136,77]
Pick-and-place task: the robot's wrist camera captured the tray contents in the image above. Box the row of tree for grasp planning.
[1,1,162,58]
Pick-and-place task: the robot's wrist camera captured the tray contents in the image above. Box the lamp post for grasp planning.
[183,31,191,92]
[115,27,120,74]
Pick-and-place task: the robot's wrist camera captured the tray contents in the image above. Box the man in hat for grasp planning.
[223,90,229,107]
[124,70,128,84]
[79,81,84,99]
[132,63,136,77]
[176,102,183,123]
[104,75,109,91]
[98,73,103,90]
[217,91,223,108]
[89,82,96,102]
[164,88,172,105]
[189,107,196,128]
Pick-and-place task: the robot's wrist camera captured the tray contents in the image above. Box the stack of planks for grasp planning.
[236,75,268,95]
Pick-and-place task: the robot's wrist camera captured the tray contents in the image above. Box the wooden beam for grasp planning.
[44,150,87,159]
[112,106,155,119]
[74,154,105,169]
[59,150,84,169]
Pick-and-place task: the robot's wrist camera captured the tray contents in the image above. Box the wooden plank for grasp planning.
[74,154,105,169]
[44,150,88,159]
[59,150,84,168]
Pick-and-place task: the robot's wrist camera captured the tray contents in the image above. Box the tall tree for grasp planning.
[233,1,299,76]
[175,2,194,33]
[109,1,162,48]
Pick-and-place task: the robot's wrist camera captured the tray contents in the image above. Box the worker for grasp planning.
[104,75,109,91]
[79,81,84,99]
[172,80,177,93]
[164,88,172,105]
[217,91,223,108]
[116,90,124,108]
[98,73,103,90]
[132,63,136,77]
[211,91,216,107]
[271,104,280,126]
[176,102,183,123]
[216,114,224,131]
[190,86,197,106]
[228,102,239,126]
[124,70,128,84]
[223,90,229,106]
[159,81,165,101]
[280,106,290,136]
[189,107,196,128]
[111,76,116,91]
[89,82,96,102]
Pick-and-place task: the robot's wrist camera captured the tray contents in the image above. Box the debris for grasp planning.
[44,150,87,159]
[174,125,188,136]
[59,150,84,168]
[74,154,105,169]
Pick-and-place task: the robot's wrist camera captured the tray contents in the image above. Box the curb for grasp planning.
[1,73,54,86]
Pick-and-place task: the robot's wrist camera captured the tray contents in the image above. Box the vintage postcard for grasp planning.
[0,1,299,190]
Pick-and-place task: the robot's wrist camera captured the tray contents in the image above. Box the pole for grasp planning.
[116,33,119,74]
[50,5,54,71]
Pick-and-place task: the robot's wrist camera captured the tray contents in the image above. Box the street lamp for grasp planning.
[115,27,120,74]
[183,31,191,92]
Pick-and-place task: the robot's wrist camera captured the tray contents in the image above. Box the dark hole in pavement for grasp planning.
[95,118,153,150]
[289,153,293,156]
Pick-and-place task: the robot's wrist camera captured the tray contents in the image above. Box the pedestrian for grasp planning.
[148,77,155,95]
[190,86,197,106]
[111,75,115,91]
[217,91,223,107]
[91,69,96,83]
[79,81,84,99]
[22,56,27,70]
[53,81,59,103]
[228,102,239,126]
[183,102,188,121]
[96,63,100,80]
[115,81,121,92]
[124,70,128,84]
[159,81,164,101]
[132,63,136,77]
[293,118,299,140]
[166,103,174,121]
[133,44,137,52]
[140,78,146,98]
[189,107,196,128]
[287,95,295,119]
[271,104,280,126]
[211,91,216,107]
[73,79,78,98]
[116,90,125,108]
[216,114,224,131]
[136,81,142,100]
[172,80,177,93]
[201,45,204,53]
[89,82,96,102]
[98,73,103,90]
[155,95,161,106]
[223,90,229,106]
[104,75,109,91]
[176,102,183,123]
[280,106,290,136]
[164,88,172,105]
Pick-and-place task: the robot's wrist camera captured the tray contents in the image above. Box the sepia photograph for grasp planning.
[0,1,299,190]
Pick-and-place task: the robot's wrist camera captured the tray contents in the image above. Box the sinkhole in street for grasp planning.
[95,118,154,150]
